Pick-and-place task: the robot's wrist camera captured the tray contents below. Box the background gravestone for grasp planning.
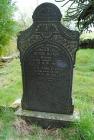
[17,3,79,115]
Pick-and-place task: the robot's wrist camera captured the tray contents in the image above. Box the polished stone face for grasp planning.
[17,3,79,114]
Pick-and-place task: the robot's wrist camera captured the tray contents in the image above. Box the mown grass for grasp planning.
[0,49,94,139]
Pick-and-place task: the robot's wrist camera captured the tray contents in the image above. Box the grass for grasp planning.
[73,49,94,111]
[0,59,22,106]
[0,49,94,139]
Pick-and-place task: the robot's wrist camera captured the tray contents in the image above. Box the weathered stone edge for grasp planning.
[15,108,80,122]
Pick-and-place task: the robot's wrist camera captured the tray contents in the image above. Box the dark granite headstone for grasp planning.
[17,3,79,115]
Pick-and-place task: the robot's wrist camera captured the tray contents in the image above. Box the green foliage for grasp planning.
[55,0,94,32]
[1,39,17,56]
[0,0,18,56]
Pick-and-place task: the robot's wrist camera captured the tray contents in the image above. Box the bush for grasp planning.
[0,0,18,56]
[80,39,94,49]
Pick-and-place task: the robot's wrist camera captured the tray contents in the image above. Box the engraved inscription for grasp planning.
[29,44,69,81]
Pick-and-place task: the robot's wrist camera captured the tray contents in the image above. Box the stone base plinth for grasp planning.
[15,108,79,128]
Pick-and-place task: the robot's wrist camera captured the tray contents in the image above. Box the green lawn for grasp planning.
[0,49,94,140]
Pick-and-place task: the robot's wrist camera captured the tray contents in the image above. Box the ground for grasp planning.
[0,49,94,140]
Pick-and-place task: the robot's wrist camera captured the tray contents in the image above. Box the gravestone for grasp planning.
[17,2,79,127]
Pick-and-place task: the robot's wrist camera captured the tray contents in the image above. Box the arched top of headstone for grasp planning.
[32,2,62,22]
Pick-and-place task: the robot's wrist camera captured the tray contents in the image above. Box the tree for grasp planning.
[0,0,17,56]
[17,11,32,31]
[55,0,94,32]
